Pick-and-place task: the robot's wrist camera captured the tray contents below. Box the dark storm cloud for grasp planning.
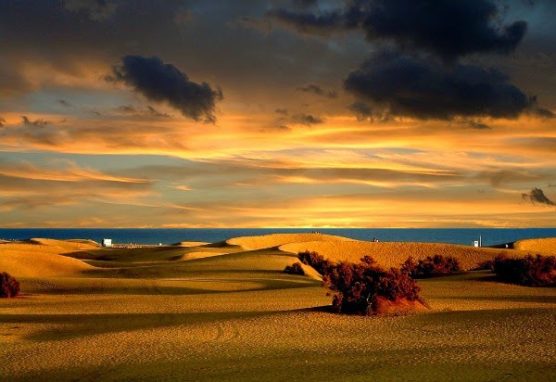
[269,0,527,60]
[522,187,555,206]
[110,56,223,123]
[297,84,337,98]
[344,50,531,119]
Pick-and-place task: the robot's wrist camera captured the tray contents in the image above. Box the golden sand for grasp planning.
[226,233,353,250]
[1,234,555,381]
[514,237,556,255]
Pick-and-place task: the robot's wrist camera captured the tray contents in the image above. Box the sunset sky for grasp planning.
[1,0,555,228]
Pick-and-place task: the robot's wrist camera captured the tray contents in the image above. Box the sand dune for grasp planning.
[0,241,94,277]
[280,240,523,270]
[514,238,556,255]
[226,233,353,250]
[175,241,210,247]
[1,233,556,381]
[178,251,231,261]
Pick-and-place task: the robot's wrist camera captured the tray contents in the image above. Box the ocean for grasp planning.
[0,228,555,246]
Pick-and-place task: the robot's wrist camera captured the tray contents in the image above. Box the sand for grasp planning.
[226,233,353,250]
[1,234,555,381]
[514,237,556,255]
[280,240,531,270]
[0,240,94,277]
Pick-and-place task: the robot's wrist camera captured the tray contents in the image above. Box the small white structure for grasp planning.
[102,238,113,248]
[473,240,480,248]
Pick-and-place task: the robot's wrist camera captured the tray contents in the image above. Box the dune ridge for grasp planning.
[226,233,354,250]
[280,240,528,270]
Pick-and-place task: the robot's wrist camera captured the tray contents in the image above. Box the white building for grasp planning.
[102,238,113,247]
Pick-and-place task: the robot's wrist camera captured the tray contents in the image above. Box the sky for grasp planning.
[0,0,555,228]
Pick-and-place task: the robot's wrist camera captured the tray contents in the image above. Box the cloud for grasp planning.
[290,113,324,125]
[116,104,171,119]
[344,49,531,119]
[0,160,152,211]
[58,99,72,107]
[522,187,555,206]
[63,0,118,21]
[297,83,337,98]
[110,55,223,123]
[22,116,50,127]
[269,0,527,60]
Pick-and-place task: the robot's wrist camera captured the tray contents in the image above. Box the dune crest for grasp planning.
[226,233,354,250]
[514,238,556,255]
[0,241,94,277]
[280,240,524,270]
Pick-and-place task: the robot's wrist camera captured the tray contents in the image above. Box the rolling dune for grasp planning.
[226,233,354,250]
[514,238,556,255]
[0,241,94,277]
[280,240,526,270]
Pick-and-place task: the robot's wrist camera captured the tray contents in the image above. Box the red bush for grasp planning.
[493,254,556,287]
[401,255,461,278]
[323,257,423,315]
[298,251,333,275]
[0,272,20,298]
[284,262,305,275]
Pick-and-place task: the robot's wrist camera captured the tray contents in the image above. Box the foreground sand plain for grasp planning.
[1,233,556,381]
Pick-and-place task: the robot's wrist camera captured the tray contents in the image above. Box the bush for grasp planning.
[493,254,556,287]
[473,259,495,271]
[0,272,20,298]
[284,262,305,275]
[298,250,333,275]
[401,255,461,278]
[323,257,423,315]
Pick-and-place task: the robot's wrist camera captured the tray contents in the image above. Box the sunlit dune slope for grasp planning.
[514,238,556,255]
[280,240,526,270]
[226,233,354,250]
[174,241,210,247]
[0,241,94,277]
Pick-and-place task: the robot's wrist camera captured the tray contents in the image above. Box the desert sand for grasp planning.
[1,233,555,381]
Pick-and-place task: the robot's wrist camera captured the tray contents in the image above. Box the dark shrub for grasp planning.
[493,254,556,287]
[473,259,495,271]
[298,251,333,275]
[284,262,305,275]
[0,272,20,298]
[323,257,423,315]
[401,255,461,278]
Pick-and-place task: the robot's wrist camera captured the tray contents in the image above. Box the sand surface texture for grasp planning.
[2,234,555,381]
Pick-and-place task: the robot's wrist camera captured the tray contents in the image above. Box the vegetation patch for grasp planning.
[298,251,425,315]
[298,250,333,275]
[283,262,305,275]
[0,272,20,298]
[493,254,556,287]
[401,255,461,278]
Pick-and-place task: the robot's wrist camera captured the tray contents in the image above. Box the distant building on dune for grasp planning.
[102,238,113,247]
